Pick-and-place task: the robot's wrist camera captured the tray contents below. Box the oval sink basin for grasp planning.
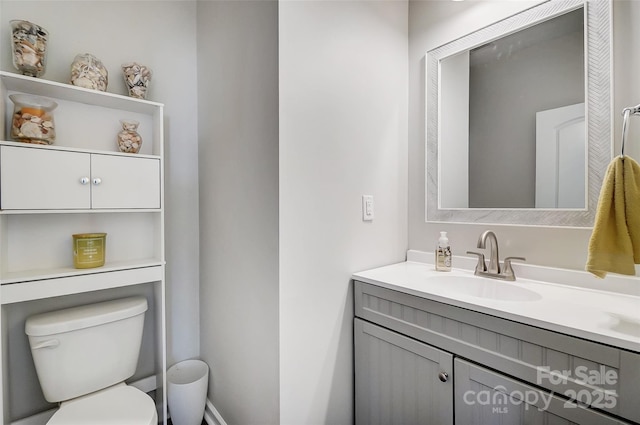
[429,275,542,302]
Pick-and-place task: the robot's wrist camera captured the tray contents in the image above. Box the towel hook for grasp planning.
[620,103,640,159]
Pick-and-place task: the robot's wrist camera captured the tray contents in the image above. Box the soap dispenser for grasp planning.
[435,231,452,271]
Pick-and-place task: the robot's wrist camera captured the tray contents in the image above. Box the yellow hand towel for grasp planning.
[586,156,640,278]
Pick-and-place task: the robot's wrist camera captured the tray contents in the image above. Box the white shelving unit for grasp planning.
[0,71,166,424]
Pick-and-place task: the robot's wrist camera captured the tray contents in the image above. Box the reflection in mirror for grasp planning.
[427,0,612,226]
[471,9,583,208]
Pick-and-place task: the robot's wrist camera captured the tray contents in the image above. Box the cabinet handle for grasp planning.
[438,371,449,383]
[92,177,102,186]
[80,177,90,185]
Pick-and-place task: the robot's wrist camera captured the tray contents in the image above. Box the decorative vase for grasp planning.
[122,62,152,99]
[11,20,48,77]
[9,94,57,145]
[70,53,108,91]
[117,120,142,153]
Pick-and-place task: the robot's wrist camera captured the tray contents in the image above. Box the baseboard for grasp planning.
[204,399,227,425]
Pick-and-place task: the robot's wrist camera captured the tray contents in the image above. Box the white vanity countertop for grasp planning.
[352,260,640,353]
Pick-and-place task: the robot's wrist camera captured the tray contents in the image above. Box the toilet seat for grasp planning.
[47,385,157,425]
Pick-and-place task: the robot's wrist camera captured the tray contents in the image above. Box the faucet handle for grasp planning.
[502,257,526,280]
[466,251,487,274]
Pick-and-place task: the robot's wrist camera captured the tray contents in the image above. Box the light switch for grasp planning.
[362,195,374,221]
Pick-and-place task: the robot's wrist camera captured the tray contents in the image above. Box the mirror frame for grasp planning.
[426,0,612,227]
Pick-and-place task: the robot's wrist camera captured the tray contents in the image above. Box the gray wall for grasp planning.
[409,1,639,274]
[197,1,280,424]
[0,1,201,420]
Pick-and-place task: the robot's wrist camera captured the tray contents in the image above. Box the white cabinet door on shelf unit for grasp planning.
[1,145,90,209]
[91,154,160,209]
[0,145,160,210]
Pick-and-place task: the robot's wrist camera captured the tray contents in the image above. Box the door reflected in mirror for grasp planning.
[438,8,585,209]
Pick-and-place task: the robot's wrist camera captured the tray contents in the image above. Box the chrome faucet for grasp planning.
[479,230,500,274]
[467,230,526,281]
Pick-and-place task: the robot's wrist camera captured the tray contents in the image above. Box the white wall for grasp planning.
[279,1,408,423]
[197,1,280,424]
[613,1,640,162]
[0,0,200,419]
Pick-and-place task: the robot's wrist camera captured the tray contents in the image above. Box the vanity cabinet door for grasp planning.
[0,145,90,210]
[355,318,453,425]
[90,154,160,209]
[454,359,632,425]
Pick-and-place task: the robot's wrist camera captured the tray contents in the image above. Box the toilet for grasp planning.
[25,296,158,425]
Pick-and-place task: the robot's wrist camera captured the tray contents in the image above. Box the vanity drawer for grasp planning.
[354,281,640,423]
[455,359,633,425]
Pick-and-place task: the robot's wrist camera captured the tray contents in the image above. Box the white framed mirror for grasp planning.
[426,0,612,227]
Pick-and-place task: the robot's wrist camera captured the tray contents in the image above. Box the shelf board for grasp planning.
[0,208,162,215]
[1,71,163,114]
[0,261,164,304]
[0,140,161,160]
[0,259,163,285]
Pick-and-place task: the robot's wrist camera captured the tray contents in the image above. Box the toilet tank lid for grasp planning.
[25,297,148,337]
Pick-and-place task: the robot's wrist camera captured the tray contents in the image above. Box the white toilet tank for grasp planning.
[25,296,148,403]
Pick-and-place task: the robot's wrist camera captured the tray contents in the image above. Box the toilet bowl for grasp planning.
[25,297,157,425]
[47,384,157,425]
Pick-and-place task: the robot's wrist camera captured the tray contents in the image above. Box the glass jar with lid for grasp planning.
[9,94,57,145]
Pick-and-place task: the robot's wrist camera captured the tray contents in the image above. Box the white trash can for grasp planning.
[167,359,209,425]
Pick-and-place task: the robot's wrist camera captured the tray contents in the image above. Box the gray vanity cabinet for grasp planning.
[354,318,453,425]
[354,280,639,425]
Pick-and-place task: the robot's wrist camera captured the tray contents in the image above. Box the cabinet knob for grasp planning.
[438,371,449,383]
[92,177,102,186]
[80,177,90,185]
